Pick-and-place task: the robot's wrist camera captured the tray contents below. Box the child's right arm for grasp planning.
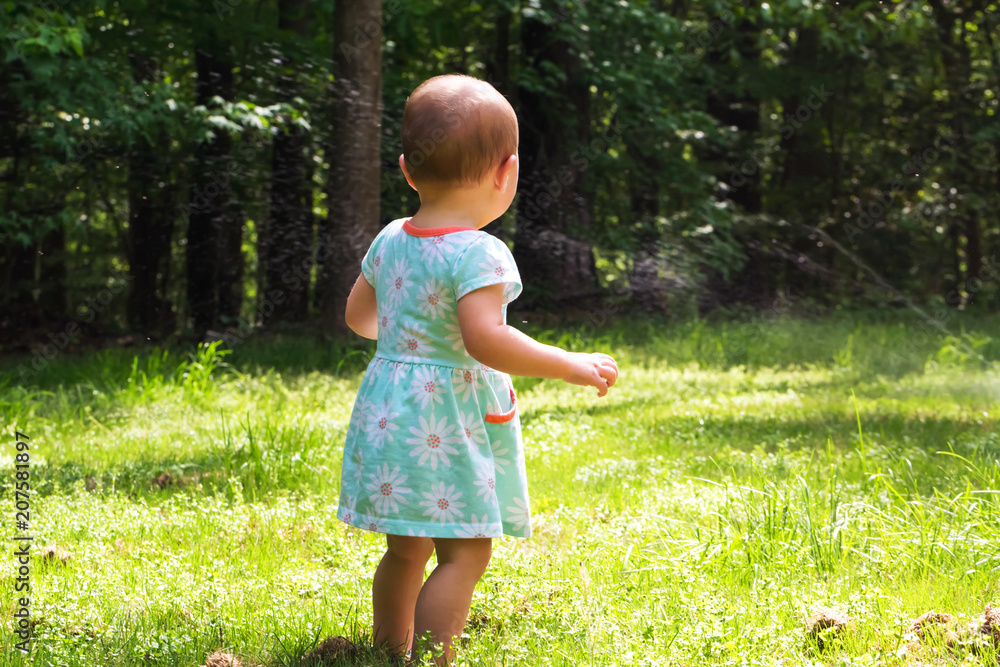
[457,283,619,397]
[345,274,378,340]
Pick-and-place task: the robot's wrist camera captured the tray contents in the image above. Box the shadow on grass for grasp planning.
[9,409,991,503]
[7,310,1000,395]
[0,418,345,501]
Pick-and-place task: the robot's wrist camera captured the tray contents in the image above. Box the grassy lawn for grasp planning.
[1,313,999,666]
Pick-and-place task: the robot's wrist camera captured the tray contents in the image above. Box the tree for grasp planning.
[126,49,176,335]
[319,0,383,336]
[513,2,598,307]
[185,26,241,336]
[263,0,314,325]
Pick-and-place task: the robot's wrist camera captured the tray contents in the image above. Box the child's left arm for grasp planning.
[345,274,378,339]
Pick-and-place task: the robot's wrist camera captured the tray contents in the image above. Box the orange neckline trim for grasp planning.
[402,219,478,237]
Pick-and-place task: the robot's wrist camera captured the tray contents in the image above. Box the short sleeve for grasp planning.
[452,234,522,304]
[360,220,399,286]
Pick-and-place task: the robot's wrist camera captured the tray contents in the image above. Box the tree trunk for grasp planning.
[705,4,761,215]
[319,0,383,336]
[486,4,512,97]
[513,9,597,307]
[0,58,67,326]
[0,60,33,313]
[263,0,313,325]
[776,27,832,301]
[928,0,978,306]
[37,224,67,316]
[185,43,239,336]
[702,2,763,305]
[127,52,175,335]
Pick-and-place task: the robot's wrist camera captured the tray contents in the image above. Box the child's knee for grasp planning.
[386,534,434,564]
[434,537,492,576]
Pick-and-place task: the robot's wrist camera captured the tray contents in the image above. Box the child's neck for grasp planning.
[408,182,495,231]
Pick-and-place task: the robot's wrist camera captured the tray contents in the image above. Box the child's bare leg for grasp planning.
[412,537,492,665]
[373,534,434,656]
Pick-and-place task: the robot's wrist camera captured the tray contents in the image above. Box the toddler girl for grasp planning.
[338,73,619,665]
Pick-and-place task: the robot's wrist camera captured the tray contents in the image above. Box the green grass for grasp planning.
[1,312,999,666]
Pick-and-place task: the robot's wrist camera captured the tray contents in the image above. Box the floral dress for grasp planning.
[337,218,531,538]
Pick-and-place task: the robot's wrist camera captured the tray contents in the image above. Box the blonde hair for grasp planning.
[401,74,518,186]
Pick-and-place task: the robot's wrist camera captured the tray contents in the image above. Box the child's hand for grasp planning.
[562,352,619,397]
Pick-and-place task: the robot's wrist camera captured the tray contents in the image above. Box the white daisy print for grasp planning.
[341,494,357,526]
[357,513,385,533]
[349,445,365,483]
[367,359,385,382]
[397,324,432,361]
[478,249,508,281]
[387,361,407,385]
[457,411,487,446]
[473,463,497,503]
[420,482,466,523]
[415,278,453,321]
[407,528,428,537]
[367,399,400,449]
[406,414,461,470]
[408,366,445,409]
[348,394,370,434]
[506,497,531,532]
[454,514,495,538]
[377,303,396,339]
[453,368,481,403]
[443,323,469,355]
[365,464,412,515]
[386,258,414,307]
[420,234,459,264]
[490,439,512,475]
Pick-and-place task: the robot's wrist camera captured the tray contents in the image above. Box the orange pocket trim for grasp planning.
[484,385,517,424]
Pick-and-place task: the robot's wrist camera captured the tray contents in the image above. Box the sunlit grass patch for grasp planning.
[1,314,999,665]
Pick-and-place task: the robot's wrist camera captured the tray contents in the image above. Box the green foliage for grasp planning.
[2,317,999,665]
[1,0,998,332]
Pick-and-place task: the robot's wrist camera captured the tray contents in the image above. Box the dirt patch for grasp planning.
[39,544,72,565]
[806,607,852,651]
[201,651,244,667]
[906,605,1000,656]
[908,610,956,642]
[981,604,1000,649]
[956,604,1000,653]
[466,611,504,634]
[301,636,359,665]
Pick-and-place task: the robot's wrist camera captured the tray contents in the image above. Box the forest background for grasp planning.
[1,0,999,353]
[3,3,1000,666]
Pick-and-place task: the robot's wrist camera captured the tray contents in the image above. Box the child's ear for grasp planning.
[399,154,419,191]
[496,154,518,191]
